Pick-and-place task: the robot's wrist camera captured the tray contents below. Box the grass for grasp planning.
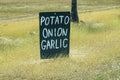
[0,0,120,20]
[0,8,120,80]
[0,0,120,79]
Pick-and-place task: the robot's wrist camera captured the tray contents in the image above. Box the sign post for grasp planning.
[39,12,70,59]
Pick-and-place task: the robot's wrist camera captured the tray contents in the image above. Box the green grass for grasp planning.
[0,8,120,80]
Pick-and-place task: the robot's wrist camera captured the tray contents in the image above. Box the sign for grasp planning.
[39,12,70,59]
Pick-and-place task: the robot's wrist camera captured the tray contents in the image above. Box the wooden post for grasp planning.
[71,0,79,23]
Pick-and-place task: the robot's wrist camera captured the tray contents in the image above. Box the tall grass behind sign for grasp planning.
[39,12,70,59]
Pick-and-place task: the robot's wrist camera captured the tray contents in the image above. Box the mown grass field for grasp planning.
[0,0,120,80]
[0,0,120,21]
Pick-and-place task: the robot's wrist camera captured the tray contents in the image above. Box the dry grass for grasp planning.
[0,0,120,21]
[0,7,120,80]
